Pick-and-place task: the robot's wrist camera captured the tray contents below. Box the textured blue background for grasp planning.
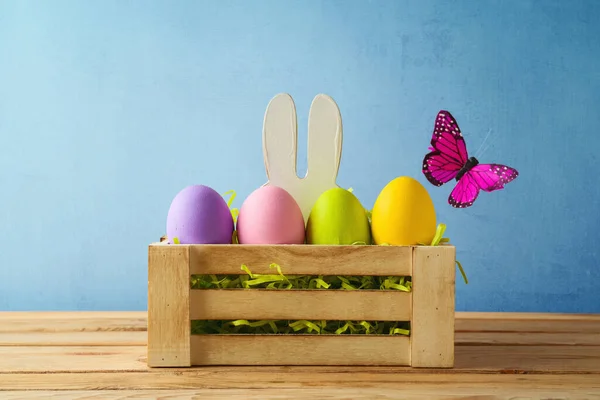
[1,0,599,312]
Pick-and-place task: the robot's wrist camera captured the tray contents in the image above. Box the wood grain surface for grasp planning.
[190,334,411,365]
[186,244,413,276]
[0,311,599,398]
[148,245,191,367]
[411,246,455,367]
[2,388,600,400]
[190,289,411,321]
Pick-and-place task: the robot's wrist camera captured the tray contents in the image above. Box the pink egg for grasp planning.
[237,186,305,244]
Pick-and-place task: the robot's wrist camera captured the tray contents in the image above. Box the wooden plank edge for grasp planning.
[147,245,191,367]
[2,388,600,399]
[188,244,415,276]
[0,331,146,347]
[456,312,600,321]
[3,331,600,347]
[410,246,455,368]
[190,289,412,321]
[455,312,600,334]
[1,371,599,391]
[190,334,411,366]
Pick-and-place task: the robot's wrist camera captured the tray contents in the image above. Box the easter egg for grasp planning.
[306,188,371,245]
[237,185,305,244]
[371,176,436,245]
[166,185,234,244]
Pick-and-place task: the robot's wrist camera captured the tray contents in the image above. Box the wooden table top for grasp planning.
[0,311,599,399]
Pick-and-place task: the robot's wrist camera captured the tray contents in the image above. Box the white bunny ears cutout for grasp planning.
[262,93,343,223]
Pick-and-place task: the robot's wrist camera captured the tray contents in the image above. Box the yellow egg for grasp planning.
[371,176,436,245]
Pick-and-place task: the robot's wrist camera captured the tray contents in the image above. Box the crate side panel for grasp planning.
[148,245,191,367]
[190,290,411,321]
[410,246,456,368]
[189,245,412,276]
[190,335,411,365]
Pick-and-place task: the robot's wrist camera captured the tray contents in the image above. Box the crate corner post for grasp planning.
[147,244,192,367]
[410,245,456,368]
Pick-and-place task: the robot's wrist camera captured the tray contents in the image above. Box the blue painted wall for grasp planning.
[1,0,599,312]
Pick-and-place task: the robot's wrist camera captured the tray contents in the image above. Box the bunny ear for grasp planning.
[262,93,299,183]
[306,94,343,184]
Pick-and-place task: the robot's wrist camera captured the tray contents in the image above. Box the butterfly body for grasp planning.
[422,110,518,208]
[456,156,479,181]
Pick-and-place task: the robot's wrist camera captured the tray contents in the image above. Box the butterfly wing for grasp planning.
[448,171,481,208]
[423,152,462,186]
[449,164,519,208]
[467,163,519,192]
[422,110,469,186]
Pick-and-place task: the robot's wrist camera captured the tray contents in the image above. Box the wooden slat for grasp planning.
[0,343,598,376]
[454,345,600,372]
[0,331,146,346]
[455,312,600,333]
[0,312,146,346]
[190,289,411,321]
[411,246,455,368]
[147,246,191,367]
[190,335,411,366]
[186,244,412,276]
[0,346,147,372]
[1,371,600,391]
[2,386,600,399]
[0,343,597,374]
[456,331,600,346]
[0,311,147,333]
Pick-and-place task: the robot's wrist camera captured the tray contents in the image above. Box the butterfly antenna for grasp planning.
[475,128,493,158]
[478,141,493,159]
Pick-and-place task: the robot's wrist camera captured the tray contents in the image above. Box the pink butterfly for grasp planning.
[422,110,518,208]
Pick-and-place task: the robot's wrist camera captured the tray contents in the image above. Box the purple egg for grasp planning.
[166,185,234,244]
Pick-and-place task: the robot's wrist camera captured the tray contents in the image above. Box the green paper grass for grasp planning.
[191,264,412,291]
[191,263,411,336]
[191,319,410,336]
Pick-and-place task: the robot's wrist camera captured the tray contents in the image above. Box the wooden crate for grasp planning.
[147,243,456,368]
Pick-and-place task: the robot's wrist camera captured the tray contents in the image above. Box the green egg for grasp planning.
[306,188,372,245]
